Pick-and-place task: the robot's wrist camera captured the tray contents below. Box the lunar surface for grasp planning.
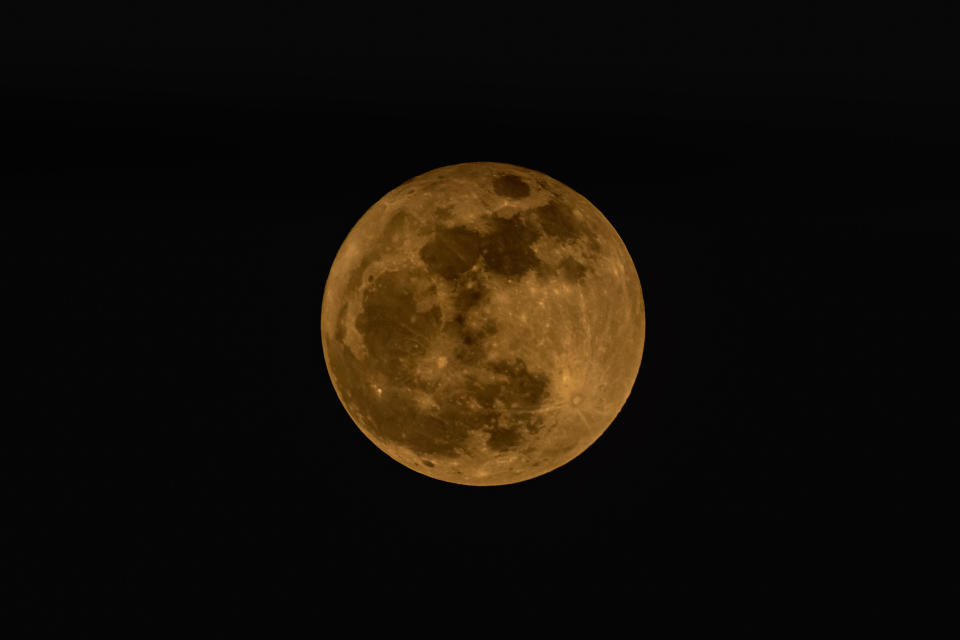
[321,162,645,485]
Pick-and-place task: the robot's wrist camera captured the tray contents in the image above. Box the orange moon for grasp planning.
[321,162,645,485]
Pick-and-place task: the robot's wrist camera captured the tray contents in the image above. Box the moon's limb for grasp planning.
[321,162,645,485]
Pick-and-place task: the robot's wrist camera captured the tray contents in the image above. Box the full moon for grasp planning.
[321,162,645,485]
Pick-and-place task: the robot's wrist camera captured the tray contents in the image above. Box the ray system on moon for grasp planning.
[321,162,645,486]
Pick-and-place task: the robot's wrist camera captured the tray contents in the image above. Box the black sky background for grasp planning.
[4,4,949,633]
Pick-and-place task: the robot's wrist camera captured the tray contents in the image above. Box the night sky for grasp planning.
[5,5,948,633]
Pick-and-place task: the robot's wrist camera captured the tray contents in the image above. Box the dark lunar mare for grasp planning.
[479,216,541,277]
[492,174,531,199]
[419,226,481,280]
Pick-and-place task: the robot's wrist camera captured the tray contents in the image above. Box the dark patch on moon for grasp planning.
[530,199,582,242]
[419,226,482,280]
[487,427,524,451]
[480,216,541,276]
[422,459,435,467]
[445,273,496,365]
[486,358,550,409]
[355,270,442,381]
[492,174,531,199]
[486,358,550,449]
[401,411,470,457]
[485,412,545,451]
[557,256,588,282]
